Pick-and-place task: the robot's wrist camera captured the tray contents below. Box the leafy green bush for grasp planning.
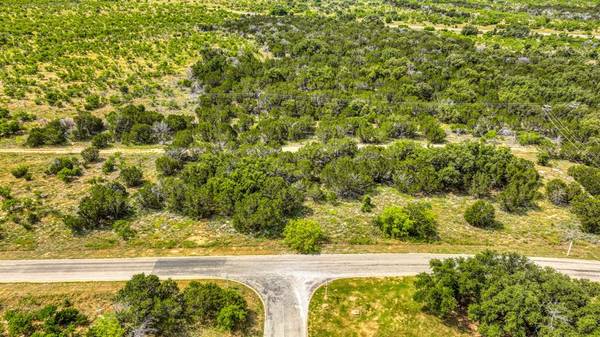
[461,25,479,35]
[71,182,132,230]
[84,94,103,111]
[115,274,184,337]
[11,165,31,180]
[283,219,325,254]
[119,166,144,187]
[0,120,21,138]
[57,167,83,183]
[47,157,79,175]
[87,314,124,337]
[232,193,286,236]
[4,303,88,337]
[216,304,248,331]
[155,156,183,176]
[361,195,374,213]
[498,158,540,212]
[25,119,68,147]
[536,150,551,166]
[91,132,112,148]
[107,104,162,142]
[81,146,100,164]
[464,200,496,228]
[102,156,118,174]
[74,112,104,140]
[46,157,81,182]
[136,183,165,210]
[375,202,437,241]
[165,114,190,132]
[420,118,446,144]
[126,123,155,144]
[171,129,194,148]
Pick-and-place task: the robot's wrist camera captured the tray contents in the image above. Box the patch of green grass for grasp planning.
[309,277,474,337]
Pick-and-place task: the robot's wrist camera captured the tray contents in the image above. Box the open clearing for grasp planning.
[309,277,475,337]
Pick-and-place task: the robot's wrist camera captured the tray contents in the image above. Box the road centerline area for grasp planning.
[1,253,599,337]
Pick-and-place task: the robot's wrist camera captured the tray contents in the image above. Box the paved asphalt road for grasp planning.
[2,253,600,337]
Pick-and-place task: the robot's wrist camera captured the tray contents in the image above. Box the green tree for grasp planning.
[74,112,104,140]
[74,182,132,230]
[216,305,248,331]
[11,165,31,180]
[546,179,569,205]
[182,282,249,330]
[499,158,541,212]
[127,123,155,144]
[136,183,165,210]
[232,193,286,236]
[569,165,600,196]
[115,274,185,337]
[155,156,183,176]
[320,156,373,199]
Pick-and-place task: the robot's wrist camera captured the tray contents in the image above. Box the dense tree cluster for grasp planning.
[121,139,540,238]
[415,251,600,337]
[25,119,69,147]
[116,274,250,336]
[183,14,600,166]
[138,139,540,237]
[386,0,600,32]
[0,274,252,337]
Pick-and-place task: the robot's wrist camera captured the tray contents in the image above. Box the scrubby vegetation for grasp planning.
[464,200,497,228]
